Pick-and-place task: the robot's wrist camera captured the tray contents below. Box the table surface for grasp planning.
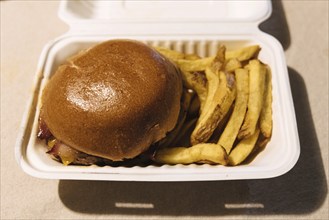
[1,1,328,219]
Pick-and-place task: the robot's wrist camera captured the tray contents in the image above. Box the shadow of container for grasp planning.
[259,0,291,51]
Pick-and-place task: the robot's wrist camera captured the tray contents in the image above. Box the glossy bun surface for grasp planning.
[41,40,182,160]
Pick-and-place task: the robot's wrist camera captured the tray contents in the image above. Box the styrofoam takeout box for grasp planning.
[15,0,300,181]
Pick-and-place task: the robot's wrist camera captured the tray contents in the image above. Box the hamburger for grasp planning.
[37,39,183,166]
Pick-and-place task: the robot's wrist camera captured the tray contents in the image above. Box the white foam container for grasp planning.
[15,0,300,181]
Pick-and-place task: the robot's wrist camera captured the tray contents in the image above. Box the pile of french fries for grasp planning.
[154,44,272,166]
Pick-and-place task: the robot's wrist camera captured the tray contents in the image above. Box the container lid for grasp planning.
[59,0,272,26]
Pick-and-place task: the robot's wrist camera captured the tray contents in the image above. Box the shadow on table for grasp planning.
[259,0,291,50]
[58,68,327,216]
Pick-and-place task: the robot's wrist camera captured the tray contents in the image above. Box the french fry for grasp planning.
[154,143,228,165]
[156,45,260,69]
[191,71,236,145]
[259,65,273,138]
[185,53,201,60]
[229,128,260,166]
[190,47,236,145]
[226,45,261,61]
[155,46,185,61]
[198,46,226,117]
[208,103,234,143]
[180,46,225,114]
[257,134,271,148]
[176,57,214,72]
[218,68,249,153]
[224,58,242,72]
[238,59,266,139]
[155,47,201,61]
[180,70,207,110]
[154,44,271,166]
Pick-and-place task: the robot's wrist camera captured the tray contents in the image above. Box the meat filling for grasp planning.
[37,118,153,166]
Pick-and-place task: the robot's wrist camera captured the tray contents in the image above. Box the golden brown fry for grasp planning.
[218,68,249,153]
[179,46,226,112]
[185,54,201,60]
[224,58,242,72]
[154,46,185,61]
[228,128,260,166]
[154,143,228,165]
[198,46,226,116]
[191,71,236,145]
[226,45,261,61]
[155,45,271,166]
[258,136,270,148]
[238,59,266,139]
[208,103,234,144]
[176,57,214,72]
[212,45,226,69]
[259,65,273,138]
[180,70,207,110]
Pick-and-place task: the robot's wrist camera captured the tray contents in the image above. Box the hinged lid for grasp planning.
[59,0,272,33]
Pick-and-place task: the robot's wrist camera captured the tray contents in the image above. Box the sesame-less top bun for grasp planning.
[40,40,182,161]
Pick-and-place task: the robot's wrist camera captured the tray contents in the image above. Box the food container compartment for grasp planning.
[15,0,300,181]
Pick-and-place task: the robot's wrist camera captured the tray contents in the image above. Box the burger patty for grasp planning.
[37,118,155,166]
[38,120,112,166]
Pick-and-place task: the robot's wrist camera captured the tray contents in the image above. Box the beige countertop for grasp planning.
[1,1,328,219]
